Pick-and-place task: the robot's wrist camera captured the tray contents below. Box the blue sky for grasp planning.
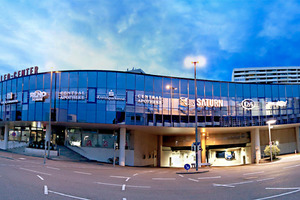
[1,0,300,81]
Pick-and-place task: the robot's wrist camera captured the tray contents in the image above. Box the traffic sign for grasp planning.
[12,132,16,137]
[184,164,191,171]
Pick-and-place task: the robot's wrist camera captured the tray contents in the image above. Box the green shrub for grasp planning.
[264,145,280,159]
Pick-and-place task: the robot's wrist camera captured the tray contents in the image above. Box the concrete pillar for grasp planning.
[251,128,261,164]
[119,127,126,166]
[296,127,300,153]
[157,135,163,167]
[201,133,206,164]
[4,125,9,150]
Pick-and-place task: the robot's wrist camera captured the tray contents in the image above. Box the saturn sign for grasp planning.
[241,99,255,110]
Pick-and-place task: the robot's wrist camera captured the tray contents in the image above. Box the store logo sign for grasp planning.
[97,90,125,101]
[58,91,86,100]
[30,90,48,102]
[136,94,162,105]
[179,97,223,108]
[241,99,255,110]
[266,101,287,108]
[1,93,18,104]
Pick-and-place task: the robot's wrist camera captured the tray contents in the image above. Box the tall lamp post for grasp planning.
[266,119,276,162]
[44,70,53,164]
[192,61,201,171]
[166,85,177,126]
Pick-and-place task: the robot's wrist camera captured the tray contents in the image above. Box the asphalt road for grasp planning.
[1,151,300,200]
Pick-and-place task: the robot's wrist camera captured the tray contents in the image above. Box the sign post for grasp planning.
[184,164,191,172]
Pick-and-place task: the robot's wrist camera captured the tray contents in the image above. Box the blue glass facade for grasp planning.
[0,70,299,127]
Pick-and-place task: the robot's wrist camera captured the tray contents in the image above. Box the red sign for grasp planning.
[0,66,39,82]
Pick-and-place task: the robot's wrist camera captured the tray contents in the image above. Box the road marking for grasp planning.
[46,166,60,170]
[254,188,300,200]
[243,171,264,176]
[126,178,130,182]
[95,182,151,189]
[178,175,184,177]
[95,182,122,187]
[123,198,126,200]
[19,158,26,160]
[110,176,130,179]
[74,171,91,175]
[152,178,176,180]
[256,177,275,182]
[213,184,235,188]
[283,164,300,169]
[244,176,257,180]
[188,178,199,182]
[133,173,139,176]
[20,168,51,176]
[198,176,221,180]
[229,181,254,185]
[37,175,44,181]
[48,190,90,200]
[122,184,126,191]
[44,185,48,195]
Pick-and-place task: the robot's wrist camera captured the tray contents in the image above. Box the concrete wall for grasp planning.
[25,148,58,156]
[260,128,297,155]
[0,141,28,149]
[134,132,158,166]
[68,146,134,166]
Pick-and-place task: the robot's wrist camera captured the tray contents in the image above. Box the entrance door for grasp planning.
[55,127,65,146]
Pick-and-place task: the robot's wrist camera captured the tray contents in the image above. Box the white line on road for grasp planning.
[37,175,44,181]
[126,178,130,182]
[48,190,90,200]
[256,177,275,182]
[198,176,221,180]
[152,178,176,180]
[20,168,51,176]
[243,171,264,176]
[123,198,126,200]
[213,184,235,188]
[44,185,48,195]
[283,164,300,169]
[110,176,130,179]
[95,182,151,189]
[178,175,184,177]
[74,171,92,175]
[188,178,199,182]
[46,166,60,170]
[122,184,126,191]
[254,188,300,200]
[133,173,139,176]
[19,158,26,160]
[229,181,254,185]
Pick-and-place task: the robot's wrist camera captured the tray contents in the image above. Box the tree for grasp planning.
[264,145,280,159]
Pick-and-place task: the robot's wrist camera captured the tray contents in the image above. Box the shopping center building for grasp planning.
[0,67,299,167]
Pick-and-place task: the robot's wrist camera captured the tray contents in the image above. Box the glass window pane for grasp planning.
[88,72,97,87]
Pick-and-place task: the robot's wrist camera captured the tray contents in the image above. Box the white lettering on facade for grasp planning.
[180,97,223,108]
[30,90,48,102]
[136,94,163,105]
[58,91,86,100]
[266,101,287,109]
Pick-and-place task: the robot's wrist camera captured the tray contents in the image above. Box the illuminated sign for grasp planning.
[1,93,18,104]
[136,94,162,105]
[58,91,86,100]
[0,66,39,82]
[30,90,48,102]
[241,99,255,110]
[179,97,223,108]
[97,90,125,101]
[266,101,287,109]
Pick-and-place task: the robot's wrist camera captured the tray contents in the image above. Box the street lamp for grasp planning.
[192,61,201,171]
[166,85,177,126]
[266,119,276,162]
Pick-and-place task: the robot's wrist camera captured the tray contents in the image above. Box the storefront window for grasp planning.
[98,133,114,148]
[82,130,97,147]
[68,129,82,147]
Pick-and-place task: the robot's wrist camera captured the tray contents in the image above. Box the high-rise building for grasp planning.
[232,66,300,84]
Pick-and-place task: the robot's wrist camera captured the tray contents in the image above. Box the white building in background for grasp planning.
[232,66,300,84]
